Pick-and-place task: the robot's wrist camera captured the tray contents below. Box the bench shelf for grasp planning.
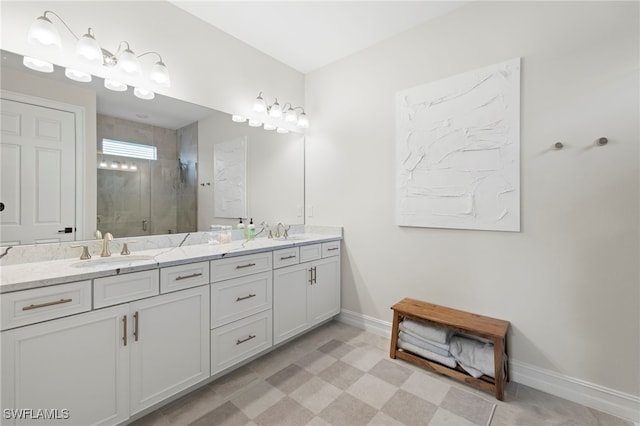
[390,298,510,400]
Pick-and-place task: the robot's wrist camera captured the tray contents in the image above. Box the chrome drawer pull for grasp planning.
[235,263,256,269]
[236,335,256,345]
[175,272,203,281]
[327,247,339,251]
[22,298,73,311]
[280,255,296,260]
[236,294,256,302]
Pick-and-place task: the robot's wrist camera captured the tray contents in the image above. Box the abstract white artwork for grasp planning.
[213,137,247,218]
[396,58,521,231]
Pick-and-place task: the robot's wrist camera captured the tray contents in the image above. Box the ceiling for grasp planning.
[170,1,468,74]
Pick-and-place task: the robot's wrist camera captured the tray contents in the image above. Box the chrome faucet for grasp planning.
[275,223,289,239]
[101,233,113,257]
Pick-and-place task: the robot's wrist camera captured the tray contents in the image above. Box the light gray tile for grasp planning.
[160,385,225,425]
[440,387,495,426]
[368,359,413,387]
[401,370,451,405]
[346,373,398,409]
[367,411,405,426]
[341,346,386,372]
[253,396,314,426]
[290,376,343,415]
[428,407,479,426]
[317,339,356,359]
[319,393,377,426]
[129,411,170,426]
[209,366,261,400]
[266,364,314,394]
[230,380,285,419]
[381,389,438,426]
[295,350,338,374]
[318,360,365,390]
[588,408,634,426]
[189,401,250,426]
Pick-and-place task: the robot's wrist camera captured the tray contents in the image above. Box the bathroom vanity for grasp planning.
[0,229,341,425]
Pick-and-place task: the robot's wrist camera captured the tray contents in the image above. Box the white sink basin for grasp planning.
[72,255,155,268]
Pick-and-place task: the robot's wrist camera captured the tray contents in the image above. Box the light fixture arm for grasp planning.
[137,51,164,62]
[41,10,80,40]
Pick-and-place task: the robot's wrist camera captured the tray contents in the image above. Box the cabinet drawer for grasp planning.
[211,271,272,328]
[299,244,322,263]
[211,310,273,375]
[322,241,341,258]
[1,281,91,330]
[273,247,300,269]
[94,270,159,308]
[160,261,210,293]
[210,252,272,283]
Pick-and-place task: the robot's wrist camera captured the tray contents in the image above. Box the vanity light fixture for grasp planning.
[24,10,171,100]
[237,92,310,133]
[276,127,289,134]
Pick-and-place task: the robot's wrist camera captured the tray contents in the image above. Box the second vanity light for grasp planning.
[232,92,310,133]
[24,10,171,100]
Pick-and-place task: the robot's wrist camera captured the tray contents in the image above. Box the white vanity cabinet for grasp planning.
[129,284,210,414]
[1,304,130,426]
[273,242,341,345]
[210,253,273,375]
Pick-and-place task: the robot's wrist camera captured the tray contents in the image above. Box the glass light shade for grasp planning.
[76,32,102,64]
[253,95,266,113]
[276,127,289,134]
[117,49,141,75]
[111,161,118,168]
[248,119,262,127]
[130,163,137,171]
[269,101,282,119]
[285,109,297,123]
[134,87,155,100]
[23,56,53,73]
[232,115,247,123]
[150,61,170,87]
[99,160,108,167]
[65,68,92,82]
[263,123,277,131]
[27,16,61,49]
[297,112,310,129]
[104,79,127,92]
[121,163,129,170]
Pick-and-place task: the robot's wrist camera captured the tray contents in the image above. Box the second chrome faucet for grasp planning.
[101,232,113,257]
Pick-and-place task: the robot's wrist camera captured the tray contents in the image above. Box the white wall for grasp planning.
[0,1,304,118]
[305,0,639,401]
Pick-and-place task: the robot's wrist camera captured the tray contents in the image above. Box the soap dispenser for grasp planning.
[247,218,256,240]
[237,218,245,230]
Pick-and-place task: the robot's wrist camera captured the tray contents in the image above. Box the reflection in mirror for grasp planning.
[0,49,305,244]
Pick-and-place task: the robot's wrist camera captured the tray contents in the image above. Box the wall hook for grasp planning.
[597,137,608,146]
[554,142,564,150]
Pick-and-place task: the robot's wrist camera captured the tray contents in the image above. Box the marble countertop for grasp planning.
[0,234,341,294]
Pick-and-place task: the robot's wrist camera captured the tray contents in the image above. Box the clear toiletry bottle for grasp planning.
[237,218,245,230]
[247,218,255,240]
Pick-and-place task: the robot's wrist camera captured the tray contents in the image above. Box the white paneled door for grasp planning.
[0,99,76,245]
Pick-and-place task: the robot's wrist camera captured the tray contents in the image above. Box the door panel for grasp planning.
[0,99,76,245]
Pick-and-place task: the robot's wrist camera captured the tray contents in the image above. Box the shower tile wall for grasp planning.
[97,114,180,238]
[177,122,198,233]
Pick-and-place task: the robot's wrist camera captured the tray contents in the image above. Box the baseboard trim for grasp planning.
[337,309,640,423]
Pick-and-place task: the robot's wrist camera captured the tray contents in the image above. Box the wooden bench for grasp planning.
[390,298,510,400]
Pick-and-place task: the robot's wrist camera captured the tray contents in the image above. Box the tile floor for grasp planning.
[131,320,633,426]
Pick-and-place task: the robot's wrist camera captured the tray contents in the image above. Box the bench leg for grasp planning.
[494,337,505,401]
[389,310,400,359]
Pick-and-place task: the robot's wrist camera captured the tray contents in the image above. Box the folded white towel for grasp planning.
[398,339,457,369]
[449,335,496,378]
[398,323,450,351]
[398,331,451,357]
[400,319,452,344]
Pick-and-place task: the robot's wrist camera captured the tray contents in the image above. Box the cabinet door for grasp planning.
[273,263,311,344]
[311,256,341,325]
[129,285,210,414]
[1,305,129,426]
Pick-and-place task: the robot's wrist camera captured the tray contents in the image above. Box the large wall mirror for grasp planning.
[0,49,304,245]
